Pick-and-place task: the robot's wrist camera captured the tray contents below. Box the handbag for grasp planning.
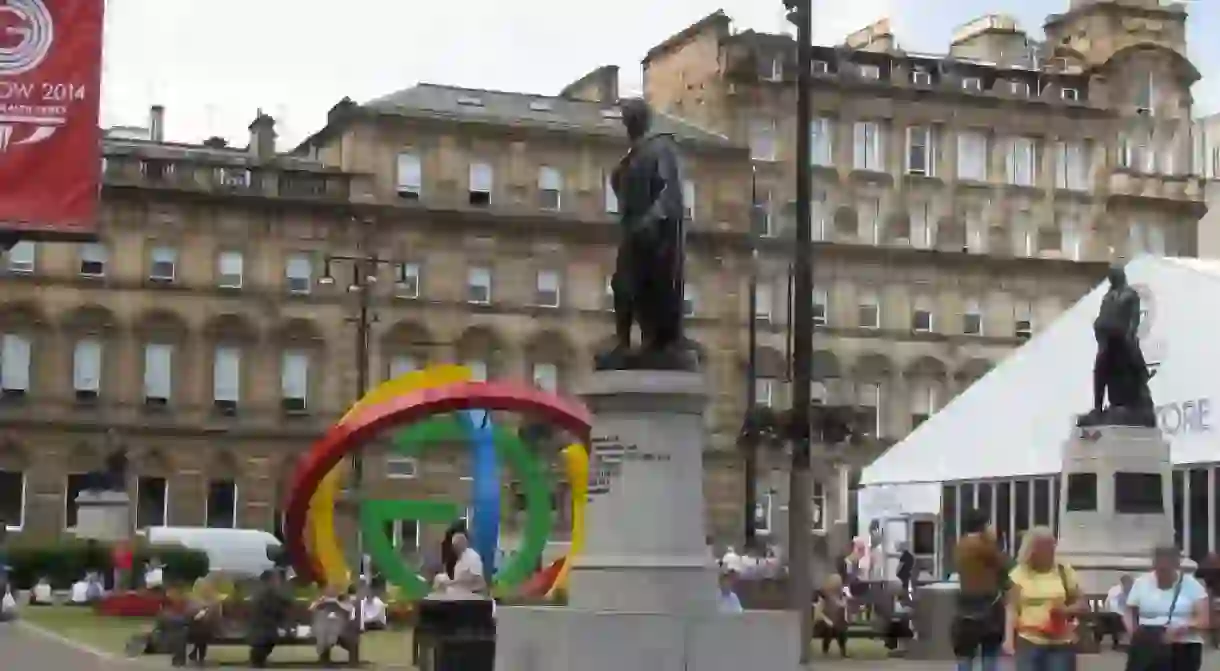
[1125,576,1184,671]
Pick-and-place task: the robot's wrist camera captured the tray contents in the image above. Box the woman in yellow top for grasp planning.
[1004,526,1084,671]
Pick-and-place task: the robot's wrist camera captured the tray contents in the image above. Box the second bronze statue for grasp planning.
[595,99,697,372]
[1078,263,1156,428]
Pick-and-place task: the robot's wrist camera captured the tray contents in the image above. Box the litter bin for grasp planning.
[907,581,960,661]
[415,597,496,671]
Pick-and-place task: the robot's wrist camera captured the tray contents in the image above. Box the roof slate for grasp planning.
[363,83,738,149]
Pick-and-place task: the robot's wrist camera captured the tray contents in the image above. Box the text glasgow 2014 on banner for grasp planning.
[0,0,105,240]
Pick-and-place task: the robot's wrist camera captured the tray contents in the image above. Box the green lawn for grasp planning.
[19,606,418,667]
[19,605,893,667]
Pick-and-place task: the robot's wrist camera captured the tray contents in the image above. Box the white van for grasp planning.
[140,527,281,577]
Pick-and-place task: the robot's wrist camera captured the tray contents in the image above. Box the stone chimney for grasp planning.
[149,105,164,142]
[949,14,1030,64]
[844,18,896,53]
[248,109,277,161]
[558,65,620,104]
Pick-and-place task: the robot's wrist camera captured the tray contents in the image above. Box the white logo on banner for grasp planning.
[0,0,64,152]
[0,0,53,76]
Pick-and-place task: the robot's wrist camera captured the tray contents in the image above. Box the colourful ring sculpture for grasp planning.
[546,443,589,598]
[305,366,472,586]
[286,380,593,585]
[383,410,553,598]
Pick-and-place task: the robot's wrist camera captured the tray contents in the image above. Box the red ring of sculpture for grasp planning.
[284,380,593,583]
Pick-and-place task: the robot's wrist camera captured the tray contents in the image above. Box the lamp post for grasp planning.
[783,0,815,661]
[743,165,760,547]
[318,216,414,574]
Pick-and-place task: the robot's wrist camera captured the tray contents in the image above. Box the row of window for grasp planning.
[3,242,387,297]
[4,240,715,314]
[395,153,699,220]
[0,334,561,413]
[752,285,1035,338]
[761,55,1091,105]
[0,466,577,544]
[0,470,238,531]
[755,193,1096,259]
[748,120,1099,188]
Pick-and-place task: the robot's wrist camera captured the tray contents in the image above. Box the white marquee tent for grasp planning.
[861,255,1220,491]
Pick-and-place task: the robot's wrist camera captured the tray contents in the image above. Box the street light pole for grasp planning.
[743,165,760,547]
[784,0,816,662]
[320,217,412,580]
[352,246,372,576]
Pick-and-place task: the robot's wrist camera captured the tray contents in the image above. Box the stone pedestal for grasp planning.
[1056,425,1181,594]
[907,582,960,661]
[73,490,131,542]
[494,370,801,671]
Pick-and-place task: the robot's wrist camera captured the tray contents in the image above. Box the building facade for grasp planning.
[640,1,1207,547]
[1198,113,1220,257]
[0,82,764,550]
[0,0,1207,560]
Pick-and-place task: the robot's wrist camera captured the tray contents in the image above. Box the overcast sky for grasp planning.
[99,0,1218,149]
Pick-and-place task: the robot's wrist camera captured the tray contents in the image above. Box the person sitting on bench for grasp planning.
[874,585,914,653]
[248,570,293,668]
[185,577,223,666]
[358,584,388,631]
[1101,574,1133,649]
[29,577,53,606]
[310,584,360,666]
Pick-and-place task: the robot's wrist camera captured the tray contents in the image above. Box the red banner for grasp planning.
[0,0,104,239]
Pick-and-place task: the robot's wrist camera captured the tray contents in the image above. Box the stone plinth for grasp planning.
[493,370,801,671]
[73,490,131,542]
[568,369,717,616]
[1057,425,1182,594]
[907,582,960,661]
[494,607,798,671]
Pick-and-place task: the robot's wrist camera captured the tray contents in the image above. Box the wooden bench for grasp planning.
[129,601,361,665]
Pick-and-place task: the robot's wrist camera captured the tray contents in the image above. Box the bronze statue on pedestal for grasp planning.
[1078,264,1156,428]
[594,99,696,371]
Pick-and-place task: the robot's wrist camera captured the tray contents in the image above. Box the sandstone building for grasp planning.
[640,0,1207,543]
[0,0,1208,558]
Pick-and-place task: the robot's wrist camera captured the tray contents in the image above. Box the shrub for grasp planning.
[4,538,209,590]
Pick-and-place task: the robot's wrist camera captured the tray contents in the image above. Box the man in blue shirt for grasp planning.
[717,569,743,614]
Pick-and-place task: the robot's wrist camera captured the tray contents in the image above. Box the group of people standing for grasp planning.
[953,508,1210,671]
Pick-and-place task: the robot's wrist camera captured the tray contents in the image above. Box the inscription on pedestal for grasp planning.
[587,434,673,499]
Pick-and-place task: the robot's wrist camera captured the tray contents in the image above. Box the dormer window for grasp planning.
[911,70,932,86]
[528,99,553,111]
[768,57,783,81]
[1060,88,1079,102]
[456,96,484,107]
[859,64,881,80]
[962,77,983,93]
[812,60,830,75]
[600,108,622,119]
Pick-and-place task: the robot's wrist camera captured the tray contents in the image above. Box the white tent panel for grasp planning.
[862,256,1220,486]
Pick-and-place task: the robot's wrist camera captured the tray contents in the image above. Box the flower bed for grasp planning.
[94,590,167,618]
